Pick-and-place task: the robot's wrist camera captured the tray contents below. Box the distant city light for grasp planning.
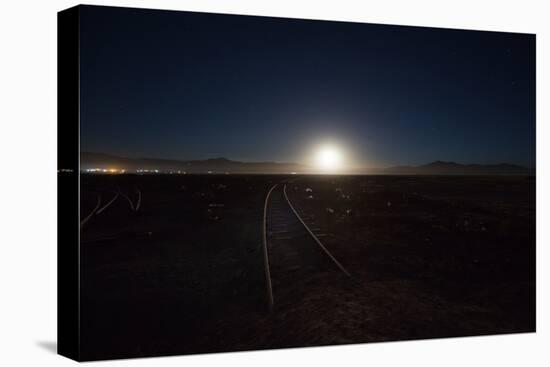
[84,167,125,174]
[83,167,190,174]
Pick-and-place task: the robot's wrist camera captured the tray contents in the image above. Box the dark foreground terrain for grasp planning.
[80,174,535,360]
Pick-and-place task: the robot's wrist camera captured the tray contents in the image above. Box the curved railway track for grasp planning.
[262,183,350,310]
[80,193,101,229]
[80,186,140,233]
[96,190,119,215]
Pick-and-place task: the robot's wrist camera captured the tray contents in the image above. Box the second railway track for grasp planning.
[262,183,351,310]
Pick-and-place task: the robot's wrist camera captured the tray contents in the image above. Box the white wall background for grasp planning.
[0,0,547,365]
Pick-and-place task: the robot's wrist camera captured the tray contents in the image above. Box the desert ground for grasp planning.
[79,174,535,360]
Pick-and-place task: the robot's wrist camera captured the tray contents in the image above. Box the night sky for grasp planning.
[80,5,535,168]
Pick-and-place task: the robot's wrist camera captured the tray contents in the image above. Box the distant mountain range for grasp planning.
[383,160,534,175]
[81,153,534,175]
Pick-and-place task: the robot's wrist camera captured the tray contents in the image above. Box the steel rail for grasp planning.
[262,183,278,311]
[120,192,135,211]
[80,193,101,229]
[135,188,142,211]
[96,190,119,215]
[283,184,351,277]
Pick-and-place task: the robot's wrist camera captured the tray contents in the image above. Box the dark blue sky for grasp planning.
[80,5,535,167]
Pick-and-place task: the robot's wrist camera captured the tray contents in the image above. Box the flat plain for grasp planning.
[80,174,535,360]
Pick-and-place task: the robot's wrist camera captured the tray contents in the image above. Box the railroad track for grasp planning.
[262,183,350,310]
[80,186,140,231]
[80,193,101,229]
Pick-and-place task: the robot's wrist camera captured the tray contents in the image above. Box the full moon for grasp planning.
[315,144,343,172]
